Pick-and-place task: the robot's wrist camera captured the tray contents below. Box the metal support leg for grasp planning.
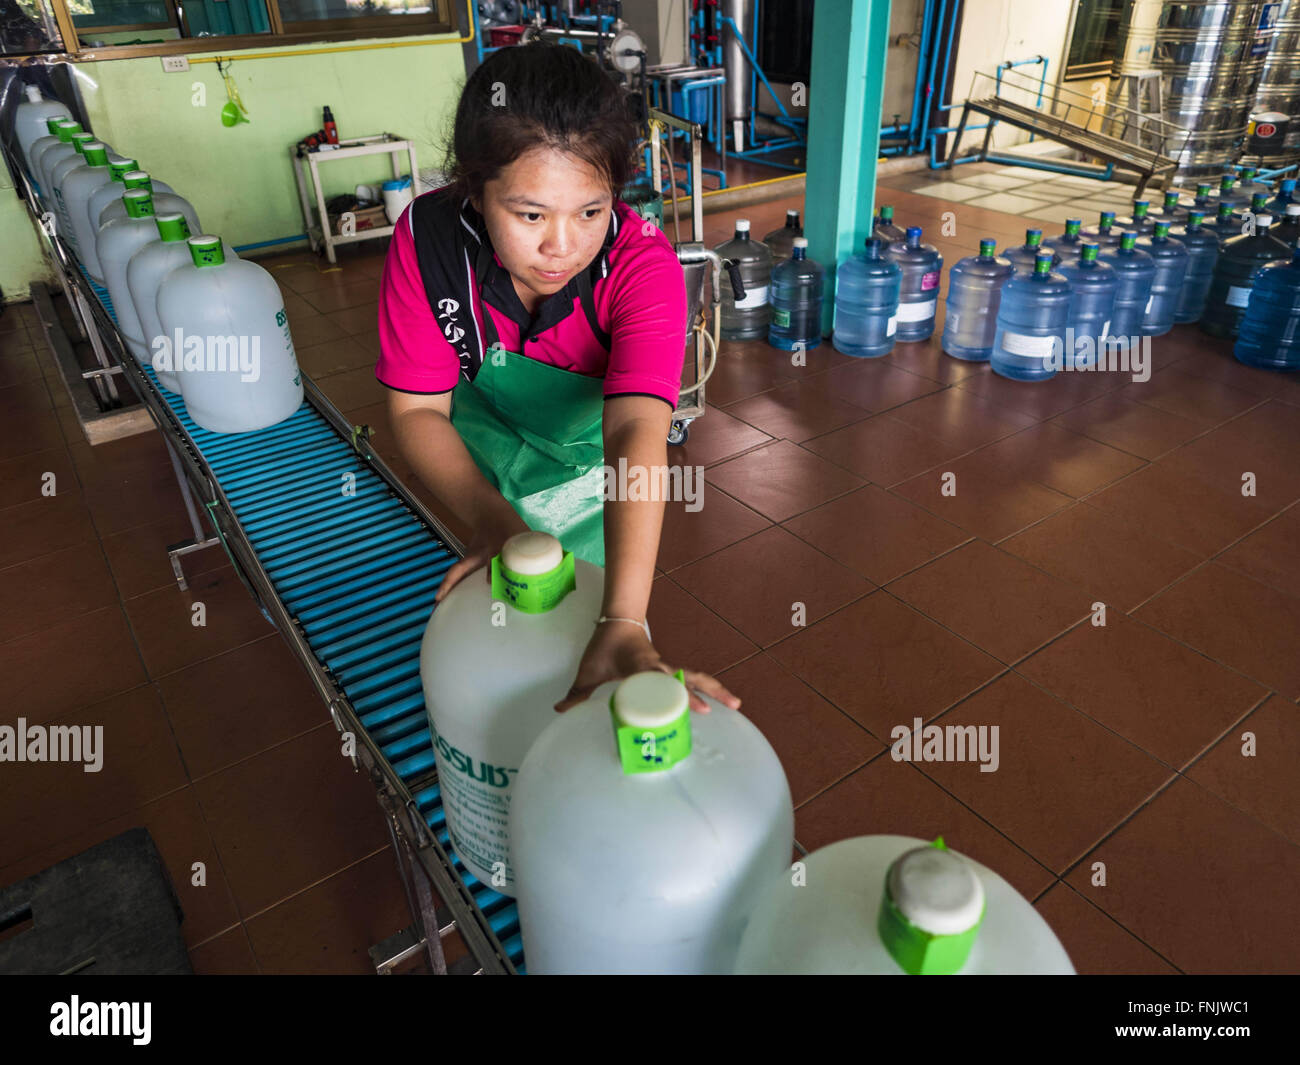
[69,287,122,408]
[161,437,221,591]
[948,102,972,168]
[373,791,450,975]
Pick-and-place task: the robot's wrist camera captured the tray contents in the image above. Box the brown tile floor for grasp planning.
[2,167,1298,976]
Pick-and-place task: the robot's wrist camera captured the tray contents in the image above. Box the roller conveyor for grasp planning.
[23,181,528,975]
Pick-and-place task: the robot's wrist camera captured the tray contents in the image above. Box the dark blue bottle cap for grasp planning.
[864,237,882,257]
[906,226,922,240]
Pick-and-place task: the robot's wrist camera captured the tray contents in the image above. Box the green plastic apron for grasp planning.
[451,344,608,567]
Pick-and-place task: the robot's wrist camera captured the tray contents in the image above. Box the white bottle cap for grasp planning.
[500,531,563,575]
[792,236,808,249]
[612,671,689,729]
[887,845,985,935]
[83,141,106,152]
[26,86,42,102]
[735,219,750,233]
[1287,204,1300,217]
[1257,214,1274,226]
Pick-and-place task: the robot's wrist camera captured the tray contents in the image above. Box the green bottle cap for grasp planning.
[1081,243,1099,262]
[1188,210,1205,227]
[1221,175,1235,191]
[122,188,155,219]
[1154,221,1170,238]
[1164,191,1179,210]
[1252,193,1268,210]
[1197,183,1211,197]
[155,213,190,243]
[47,116,74,134]
[1026,228,1042,246]
[880,205,894,221]
[54,121,83,142]
[1133,200,1149,218]
[108,156,139,182]
[1241,167,1257,181]
[1121,232,1137,250]
[70,132,94,154]
[82,143,109,167]
[1100,210,1116,228]
[489,532,576,613]
[1033,253,1052,275]
[121,170,153,191]
[978,238,996,257]
[1064,219,1082,236]
[188,235,225,267]
[609,671,692,776]
[1218,202,1234,220]
[877,838,986,976]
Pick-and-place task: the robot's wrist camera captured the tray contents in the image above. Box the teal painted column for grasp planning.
[805,0,893,336]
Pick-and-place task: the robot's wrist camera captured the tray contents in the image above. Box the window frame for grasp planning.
[10,0,457,60]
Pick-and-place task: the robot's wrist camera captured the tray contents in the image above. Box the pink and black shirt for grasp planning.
[375,188,687,408]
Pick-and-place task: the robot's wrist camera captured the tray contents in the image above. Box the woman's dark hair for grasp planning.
[444,41,637,202]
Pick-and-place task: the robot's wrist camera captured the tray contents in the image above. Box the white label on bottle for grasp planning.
[895,298,937,322]
[1000,331,1058,357]
[734,284,768,309]
[1226,285,1252,308]
[886,315,898,336]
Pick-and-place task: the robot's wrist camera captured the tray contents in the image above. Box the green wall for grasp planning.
[2,33,465,302]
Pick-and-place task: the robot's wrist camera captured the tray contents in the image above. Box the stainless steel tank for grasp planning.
[1245,0,1300,165]
[722,0,754,151]
[1110,0,1280,183]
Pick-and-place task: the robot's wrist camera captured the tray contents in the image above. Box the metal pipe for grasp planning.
[918,0,949,158]
[908,0,937,151]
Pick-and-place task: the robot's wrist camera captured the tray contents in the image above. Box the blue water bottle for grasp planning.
[1003,228,1061,275]
[884,226,943,341]
[942,238,1014,361]
[1235,246,1300,370]
[768,237,824,351]
[1081,210,1122,249]
[1268,178,1297,214]
[1058,242,1117,370]
[1100,232,1156,343]
[1170,211,1221,323]
[1053,219,1086,263]
[992,252,1070,382]
[833,238,902,357]
[1137,221,1189,336]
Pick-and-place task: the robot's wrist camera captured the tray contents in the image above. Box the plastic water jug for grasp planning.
[1003,228,1060,275]
[1152,190,1184,228]
[419,530,603,894]
[1118,199,1154,234]
[50,132,96,242]
[1267,178,1296,213]
[59,143,114,280]
[1236,167,1270,197]
[733,836,1074,975]
[126,213,195,392]
[762,209,803,262]
[510,670,795,974]
[382,176,414,226]
[1099,232,1156,342]
[832,237,901,357]
[14,87,69,183]
[1215,173,1253,211]
[991,252,1070,381]
[86,156,140,237]
[1058,243,1117,369]
[1236,246,1300,370]
[1202,213,1293,338]
[33,120,82,206]
[99,189,165,359]
[1171,211,1221,323]
[1051,218,1085,263]
[98,172,194,234]
[1207,200,1242,245]
[884,226,942,340]
[768,237,823,351]
[714,219,773,340]
[873,204,906,244]
[941,238,1014,361]
[1080,210,1121,249]
[1136,221,1189,336]
[1169,183,1214,227]
[156,236,304,433]
[27,117,78,202]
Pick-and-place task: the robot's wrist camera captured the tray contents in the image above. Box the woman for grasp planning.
[376,41,739,715]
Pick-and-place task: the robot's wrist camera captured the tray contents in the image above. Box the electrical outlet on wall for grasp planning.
[161,56,190,73]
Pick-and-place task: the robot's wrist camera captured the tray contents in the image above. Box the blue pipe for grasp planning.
[918,0,950,154]
[908,0,936,152]
[982,152,1114,179]
[234,234,308,252]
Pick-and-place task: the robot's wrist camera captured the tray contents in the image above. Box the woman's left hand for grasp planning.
[554,621,742,714]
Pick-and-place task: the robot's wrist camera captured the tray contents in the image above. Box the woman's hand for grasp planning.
[554,620,743,714]
[434,506,530,603]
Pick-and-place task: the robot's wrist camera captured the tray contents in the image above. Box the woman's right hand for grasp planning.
[434,505,530,603]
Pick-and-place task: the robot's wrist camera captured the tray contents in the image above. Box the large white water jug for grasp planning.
[32,120,81,208]
[100,189,163,358]
[156,235,304,433]
[420,530,604,894]
[511,670,795,974]
[49,131,96,243]
[98,171,193,233]
[734,835,1075,975]
[86,155,140,239]
[14,87,69,181]
[60,143,114,281]
[126,213,194,392]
